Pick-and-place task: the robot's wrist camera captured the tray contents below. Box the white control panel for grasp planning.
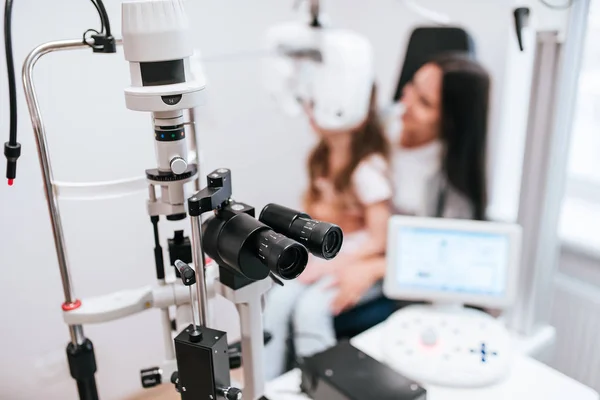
[381,305,512,388]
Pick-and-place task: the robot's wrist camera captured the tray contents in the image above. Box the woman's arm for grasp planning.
[329,255,387,314]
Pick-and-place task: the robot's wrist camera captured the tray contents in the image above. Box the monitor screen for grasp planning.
[394,227,510,297]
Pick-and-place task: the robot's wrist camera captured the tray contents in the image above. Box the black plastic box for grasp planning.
[300,340,426,400]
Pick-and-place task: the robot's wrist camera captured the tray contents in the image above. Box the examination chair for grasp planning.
[333,26,476,340]
[392,26,476,101]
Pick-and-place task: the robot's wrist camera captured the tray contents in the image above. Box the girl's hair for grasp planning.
[430,53,490,221]
[305,86,390,208]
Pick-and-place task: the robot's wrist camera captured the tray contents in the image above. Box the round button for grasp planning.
[225,387,242,400]
[170,157,188,175]
[421,328,438,346]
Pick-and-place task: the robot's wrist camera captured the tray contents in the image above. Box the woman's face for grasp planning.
[400,63,443,148]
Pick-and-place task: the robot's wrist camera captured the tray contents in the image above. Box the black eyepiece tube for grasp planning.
[259,204,343,260]
[255,230,308,280]
[203,213,309,281]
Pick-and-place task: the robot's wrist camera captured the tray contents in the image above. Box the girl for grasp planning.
[263,87,392,379]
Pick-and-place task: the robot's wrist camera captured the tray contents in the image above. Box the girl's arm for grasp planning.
[349,155,393,260]
[299,186,391,283]
[347,200,390,260]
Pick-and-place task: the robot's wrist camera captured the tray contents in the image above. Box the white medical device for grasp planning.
[123,0,206,217]
[382,216,522,388]
[264,5,375,132]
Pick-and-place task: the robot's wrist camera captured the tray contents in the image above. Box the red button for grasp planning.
[62,299,82,311]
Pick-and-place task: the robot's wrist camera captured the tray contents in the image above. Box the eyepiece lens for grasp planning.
[278,247,301,272]
[276,243,308,279]
[324,230,342,255]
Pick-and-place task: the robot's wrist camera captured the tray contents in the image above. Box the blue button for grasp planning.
[161,134,165,139]
[481,357,487,363]
[481,343,486,349]
[481,350,486,356]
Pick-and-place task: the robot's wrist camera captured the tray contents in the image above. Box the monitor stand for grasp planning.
[428,302,495,318]
[380,302,512,388]
[430,301,466,312]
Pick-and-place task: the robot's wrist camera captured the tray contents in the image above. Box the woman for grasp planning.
[263,87,392,380]
[328,52,491,315]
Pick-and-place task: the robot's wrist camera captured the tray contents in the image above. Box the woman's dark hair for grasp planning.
[305,86,390,208]
[430,53,490,220]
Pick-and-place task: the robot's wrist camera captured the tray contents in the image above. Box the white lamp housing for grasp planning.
[121,0,204,216]
[265,21,375,132]
[122,0,206,113]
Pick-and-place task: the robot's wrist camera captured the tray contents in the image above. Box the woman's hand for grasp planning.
[297,260,327,284]
[297,256,348,284]
[327,260,381,315]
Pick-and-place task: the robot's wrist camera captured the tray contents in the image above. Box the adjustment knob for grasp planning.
[170,371,182,393]
[174,260,196,286]
[170,157,188,175]
[219,386,242,400]
[140,367,162,388]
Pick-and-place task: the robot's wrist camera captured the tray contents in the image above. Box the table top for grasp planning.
[265,323,599,400]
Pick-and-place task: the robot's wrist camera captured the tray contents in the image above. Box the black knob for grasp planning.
[170,371,182,393]
[220,387,242,400]
[228,350,242,369]
[174,260,196,286]
[140,367,162,388]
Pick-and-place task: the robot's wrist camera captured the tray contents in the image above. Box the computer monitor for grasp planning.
[384,216,522,309]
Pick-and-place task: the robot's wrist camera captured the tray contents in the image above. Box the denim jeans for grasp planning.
[263,275,382,380]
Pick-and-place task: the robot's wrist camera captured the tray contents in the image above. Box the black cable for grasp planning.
[151,216,166,281]
[4,0,20,184]
[83,29,100,48]
[4,0,15,144]
[89,0,104,33]
[83,0,115,53]
[95,0,111,37]
[539,0,575,10]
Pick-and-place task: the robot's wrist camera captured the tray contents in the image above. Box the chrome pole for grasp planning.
[185,109,202,191]
[22,39,122,345]
[190,215,209,326]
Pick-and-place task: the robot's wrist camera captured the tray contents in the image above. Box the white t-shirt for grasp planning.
[352,154,393,206]
[311,154,392,257]
[391,140,443,216]
[346,154,392,253]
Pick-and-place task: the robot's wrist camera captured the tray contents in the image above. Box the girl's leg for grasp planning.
[292,279,384,358]
[292,276,338,358]
[263,280,307,380]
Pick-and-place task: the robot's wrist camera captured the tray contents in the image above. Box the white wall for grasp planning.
[0,1,516,399]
